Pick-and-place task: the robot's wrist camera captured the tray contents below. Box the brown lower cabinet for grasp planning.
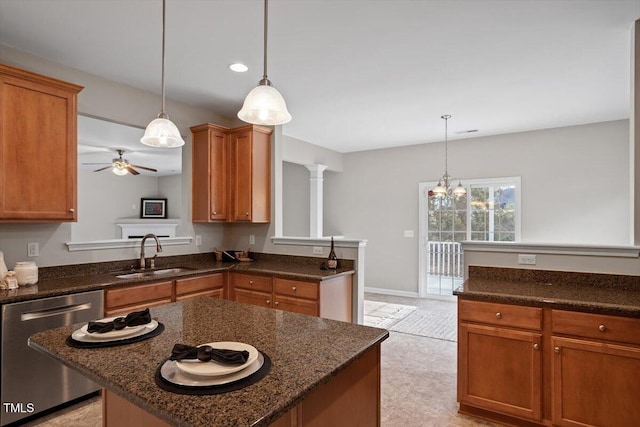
[229,272,353,322]
[458,298,640,427]
[104,273,224,316]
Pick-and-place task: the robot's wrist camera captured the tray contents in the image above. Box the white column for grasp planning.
[632,19,639,245]
[306,164,328,238]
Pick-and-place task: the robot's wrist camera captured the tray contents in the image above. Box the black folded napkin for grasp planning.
[170,343,250,365]
[87,308,152,334]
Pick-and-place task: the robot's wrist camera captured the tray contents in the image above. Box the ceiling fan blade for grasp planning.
[129,164,158,172]
[93,166,112,172]
[125,165,140,175]
[83,162,111,165]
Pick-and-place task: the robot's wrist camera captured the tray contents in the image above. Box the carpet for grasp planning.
[364,299,457,342]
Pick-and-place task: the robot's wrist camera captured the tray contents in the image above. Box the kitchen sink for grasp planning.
[114,267,195,279]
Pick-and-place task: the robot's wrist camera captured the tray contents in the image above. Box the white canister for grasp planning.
[0,251,7,281]
[13,261,38,286]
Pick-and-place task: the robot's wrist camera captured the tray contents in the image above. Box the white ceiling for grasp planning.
[0,0,637,153]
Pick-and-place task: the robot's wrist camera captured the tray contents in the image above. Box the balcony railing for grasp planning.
[427,241,463,278]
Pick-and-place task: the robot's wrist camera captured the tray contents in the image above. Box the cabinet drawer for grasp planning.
[105,281,173,310]
[459,300,542,330]
[234,288,272,308]
[274,295,319,316]
[552,310,640,346]
[274,278,318,300]
[175,273,224,296]
[231,273,272,292]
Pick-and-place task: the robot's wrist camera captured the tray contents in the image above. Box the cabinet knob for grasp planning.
[245,212,249,216]
[275,301,279,306]
[69,208,75,213]
[266,300,271,305]
[249,280,253,285]
[554,347,561,354]
[292,286,297,292]
[533,343,540,351]
[598,324,606,332]
[212,211,217,215]
[495,312,502,319]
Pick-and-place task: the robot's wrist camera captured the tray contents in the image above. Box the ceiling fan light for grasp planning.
[112,165,128,176]
[140,117,185,148]
[238,83,292,125]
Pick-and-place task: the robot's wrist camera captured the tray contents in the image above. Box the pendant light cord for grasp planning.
[442,114,450,178]
[160,0,167,118]
[263,0,269,82]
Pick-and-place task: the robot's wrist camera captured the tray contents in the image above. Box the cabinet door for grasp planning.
[231,130,253,222]
[175,273,224,301]
[0,73,80,221]
[552,336,640,427]
[458,323,542,421]
[233,288,272,308]
[274,294,318,316]
[191,125,228,222]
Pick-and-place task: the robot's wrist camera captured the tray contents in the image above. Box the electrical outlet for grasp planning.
[195,235,202,246]
[28,243,39,257]
[518,254,537,265]
[312,246,323,255]
[249,234,255,245]
[404,230,414,238]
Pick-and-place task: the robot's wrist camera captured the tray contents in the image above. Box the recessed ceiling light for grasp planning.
[229,63,248,73]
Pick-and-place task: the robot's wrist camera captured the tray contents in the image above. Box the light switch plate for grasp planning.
[249,234,255,245]
[404,230,414,238]
[27,243,39,257]
[312,246,323,255]
[195,235,202,246]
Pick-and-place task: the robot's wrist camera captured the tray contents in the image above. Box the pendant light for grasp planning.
[238,0,292,125]
[141,0,185,148]
[431,115,466,198]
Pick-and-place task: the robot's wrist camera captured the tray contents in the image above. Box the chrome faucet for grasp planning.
[140,233,163,270]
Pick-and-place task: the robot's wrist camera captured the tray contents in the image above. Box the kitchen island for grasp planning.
[28,296,388,426]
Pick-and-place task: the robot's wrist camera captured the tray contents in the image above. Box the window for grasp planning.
[419,177,521,297]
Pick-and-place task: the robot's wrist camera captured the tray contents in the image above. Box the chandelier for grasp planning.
[431,115,466,198]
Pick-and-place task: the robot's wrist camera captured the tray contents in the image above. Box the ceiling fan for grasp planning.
[89,149,158,176]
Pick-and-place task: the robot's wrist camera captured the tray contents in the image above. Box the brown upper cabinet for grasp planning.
[0,64,83,221]
[191,123,272,223]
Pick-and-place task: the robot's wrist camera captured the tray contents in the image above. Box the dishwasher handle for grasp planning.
[21,302,94,321]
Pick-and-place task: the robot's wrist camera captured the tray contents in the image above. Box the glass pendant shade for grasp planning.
[238,82,291,126]
[141,117,185,148]
[453,181,467,197]
[432,181,447,198]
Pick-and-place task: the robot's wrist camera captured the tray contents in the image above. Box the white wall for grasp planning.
[0,45,231,267]
[324,120,631,293]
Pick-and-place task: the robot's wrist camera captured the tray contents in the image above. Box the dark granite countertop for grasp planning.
[28,297,388,427]
[0,253,355,305]
[454,266,640,318]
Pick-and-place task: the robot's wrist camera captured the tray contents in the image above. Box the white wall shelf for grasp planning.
[461,241,640,258]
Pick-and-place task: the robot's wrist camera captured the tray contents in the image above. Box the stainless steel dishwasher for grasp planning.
[1,290,103,426]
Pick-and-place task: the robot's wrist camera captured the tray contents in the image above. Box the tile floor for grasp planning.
[23,294,496,427]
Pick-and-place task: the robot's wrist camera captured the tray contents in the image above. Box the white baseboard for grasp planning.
[364,287,420,298]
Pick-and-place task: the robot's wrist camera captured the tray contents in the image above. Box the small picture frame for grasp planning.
[140,198,167,219]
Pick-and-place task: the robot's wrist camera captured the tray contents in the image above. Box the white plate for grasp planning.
[72,320,158,343]
[161,353,264,387]
[79,316,148,340]
[175,342,259,377]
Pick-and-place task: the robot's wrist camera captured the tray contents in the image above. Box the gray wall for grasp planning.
[282,162,310,237]
[324,120,631,293]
